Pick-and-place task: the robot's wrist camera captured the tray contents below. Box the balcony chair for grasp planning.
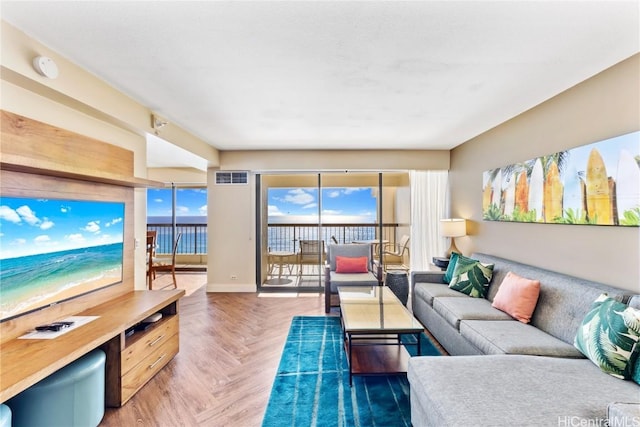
[382,235,410,272]
[324,243,381,313]
[149,232,182,290]
[297,239,326,277]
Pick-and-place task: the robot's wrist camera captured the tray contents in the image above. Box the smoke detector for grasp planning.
[32,56,59,79]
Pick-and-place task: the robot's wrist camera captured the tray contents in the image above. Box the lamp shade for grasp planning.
[441,218,466,237]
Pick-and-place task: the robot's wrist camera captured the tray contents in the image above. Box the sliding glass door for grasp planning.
[257,171,409,292]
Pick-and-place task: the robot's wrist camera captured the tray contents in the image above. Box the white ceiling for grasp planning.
[2,1,639,157]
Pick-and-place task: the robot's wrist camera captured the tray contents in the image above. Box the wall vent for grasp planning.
[215,171,249,185]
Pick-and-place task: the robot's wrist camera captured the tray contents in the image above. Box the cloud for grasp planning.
[16,205,40,226]
[34,235,50,242]
[322,209,342,215]
[177,206,190,214]
[283,189,315,205]
[60,205,71,213]
[40,219,54,230]
[154,198,163,203]
[302,203,318,210]
[268,205,284,216]
[327,190,341,198]
[199,205,207,215]
[0,206,22,223]
[105,217,123,227]
[66,233,85,243]
[14,238,26,245]
[83,221,101,233]
[342,187,366,195]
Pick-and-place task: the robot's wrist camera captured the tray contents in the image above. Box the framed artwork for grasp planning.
[482,131,640,226]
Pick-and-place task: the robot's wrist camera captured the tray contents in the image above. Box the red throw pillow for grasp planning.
[335,256,369,273]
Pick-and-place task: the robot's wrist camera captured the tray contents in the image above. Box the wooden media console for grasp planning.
[0,290,184,406]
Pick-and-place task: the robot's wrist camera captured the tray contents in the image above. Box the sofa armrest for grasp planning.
[411,270,445,285]
[608,403,640,427]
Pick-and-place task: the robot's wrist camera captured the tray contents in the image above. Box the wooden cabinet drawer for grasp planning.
[122,315,178,374]
[121,333,178,404]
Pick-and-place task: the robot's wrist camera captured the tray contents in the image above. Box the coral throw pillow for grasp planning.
[335,256,368,273]
[491,271,540,323]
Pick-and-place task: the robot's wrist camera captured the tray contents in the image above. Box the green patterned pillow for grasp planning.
[633,356,640,385]
[442,252,460,284]
[448,255,494,298]
[574,294,640,380]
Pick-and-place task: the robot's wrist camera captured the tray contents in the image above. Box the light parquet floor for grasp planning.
[100,278,326,427]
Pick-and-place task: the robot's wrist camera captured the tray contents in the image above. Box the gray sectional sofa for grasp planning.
[408,252,640,426]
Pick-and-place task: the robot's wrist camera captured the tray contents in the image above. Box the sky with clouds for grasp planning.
[147,188,208,217]
[0,197,124,259]
[268,187,377,223]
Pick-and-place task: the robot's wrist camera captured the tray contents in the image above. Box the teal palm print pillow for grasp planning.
[448,255,494,298]
[442,252,460,284]
[574,294,640,380]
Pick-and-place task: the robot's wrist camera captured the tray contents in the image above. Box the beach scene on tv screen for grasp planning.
[0,197,124,321]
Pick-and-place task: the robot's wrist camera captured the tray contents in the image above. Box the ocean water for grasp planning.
[0,243,123,320]
[147,216,380,254]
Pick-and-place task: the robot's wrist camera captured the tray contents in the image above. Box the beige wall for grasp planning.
[220,149,449,171]
[449,54,640,291]
[147,167,207,185]
[207,171,257,291]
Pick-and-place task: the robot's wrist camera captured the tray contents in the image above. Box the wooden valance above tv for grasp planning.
[1,110,161,188]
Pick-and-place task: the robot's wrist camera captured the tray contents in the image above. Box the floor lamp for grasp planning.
[441,218,466,258]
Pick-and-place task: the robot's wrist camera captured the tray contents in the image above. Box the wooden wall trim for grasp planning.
[1,110,160,187]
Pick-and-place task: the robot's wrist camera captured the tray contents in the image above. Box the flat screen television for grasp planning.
[0,196,125,322]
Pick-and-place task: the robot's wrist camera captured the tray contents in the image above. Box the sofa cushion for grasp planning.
[329,271,379,292]
[448,255,494,298]
[491,271,540,323]
[432,297,511,330]
[414,282,468,307]
[471,253,629,345]
[461,320,584,357]
[442,251,460,284]
[575,294,640,380]
[335,256,368,273]
[407,355,640,427]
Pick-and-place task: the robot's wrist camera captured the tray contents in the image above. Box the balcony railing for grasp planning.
[147,222,400,256]
[147,223,207,255]
[267,223,399,253]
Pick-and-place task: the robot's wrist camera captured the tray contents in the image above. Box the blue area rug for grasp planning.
[262,316,442,427]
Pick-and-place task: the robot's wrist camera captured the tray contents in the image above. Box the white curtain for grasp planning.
[409,170,449,271]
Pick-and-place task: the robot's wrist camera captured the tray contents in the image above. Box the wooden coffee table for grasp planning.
[338,286,423,385]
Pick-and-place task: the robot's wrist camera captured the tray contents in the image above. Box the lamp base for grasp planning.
[444,239,461,258]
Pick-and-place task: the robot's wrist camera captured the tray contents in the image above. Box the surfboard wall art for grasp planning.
[482,130,640,226]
